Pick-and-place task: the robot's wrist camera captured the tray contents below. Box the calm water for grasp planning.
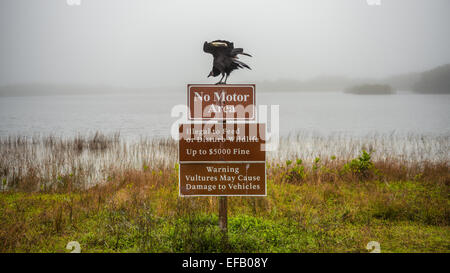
[0,91,449,139]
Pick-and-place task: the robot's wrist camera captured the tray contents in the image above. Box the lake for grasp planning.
[0,91,449,139]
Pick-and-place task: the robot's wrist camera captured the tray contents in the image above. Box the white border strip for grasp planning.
[180,161,266,164]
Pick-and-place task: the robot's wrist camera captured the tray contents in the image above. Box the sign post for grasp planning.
[219,195,228,232]
[179,84,265,233]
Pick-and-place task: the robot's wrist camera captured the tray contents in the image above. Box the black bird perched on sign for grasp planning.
[203,40,252,84]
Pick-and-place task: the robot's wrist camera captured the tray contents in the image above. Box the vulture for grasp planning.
[203,40,252,84]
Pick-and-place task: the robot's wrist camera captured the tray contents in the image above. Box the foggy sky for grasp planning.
[0,0,449,88]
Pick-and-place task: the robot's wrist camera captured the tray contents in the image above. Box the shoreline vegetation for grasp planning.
[0,132,448,253]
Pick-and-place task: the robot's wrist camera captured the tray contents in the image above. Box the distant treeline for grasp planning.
[1,64,449,96]
[257,76,354,92]
[344,84,394,95]
[256,64,450,94]
[0,84,146,97]
[412,64,450,94]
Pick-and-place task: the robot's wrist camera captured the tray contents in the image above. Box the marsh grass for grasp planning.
[0,132,447,191]
[0,132,448,253]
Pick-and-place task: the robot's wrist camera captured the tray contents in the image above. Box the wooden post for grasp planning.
[219,196,228,232]
[219,99,228,233]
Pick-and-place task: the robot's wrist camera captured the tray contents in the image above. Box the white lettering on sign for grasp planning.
[207,104,236,113]
[193,91,250,102]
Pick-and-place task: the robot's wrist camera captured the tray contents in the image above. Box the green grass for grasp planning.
[1,177,448,253]
[0,136,448,253]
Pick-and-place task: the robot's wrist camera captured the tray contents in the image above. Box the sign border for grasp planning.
[178,161,267,197]
[178,123,266,163]
[187,84,256,121]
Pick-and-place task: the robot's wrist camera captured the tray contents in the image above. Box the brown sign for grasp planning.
[187,84,255,120]
[179,162,266,196]
[179,123,265,162]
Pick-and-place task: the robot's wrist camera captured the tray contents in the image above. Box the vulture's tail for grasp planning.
[233,59,251,70]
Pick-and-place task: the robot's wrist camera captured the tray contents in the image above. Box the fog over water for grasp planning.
[0,1,449,141]
[0,92,448,139]
[0,0,449,87]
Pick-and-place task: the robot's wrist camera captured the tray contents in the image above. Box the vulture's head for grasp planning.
[203,40,230,54]
[210,41,228,47]
[204,41,228,47]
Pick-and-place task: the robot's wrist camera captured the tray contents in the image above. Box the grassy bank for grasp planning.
[0,134,448,253]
